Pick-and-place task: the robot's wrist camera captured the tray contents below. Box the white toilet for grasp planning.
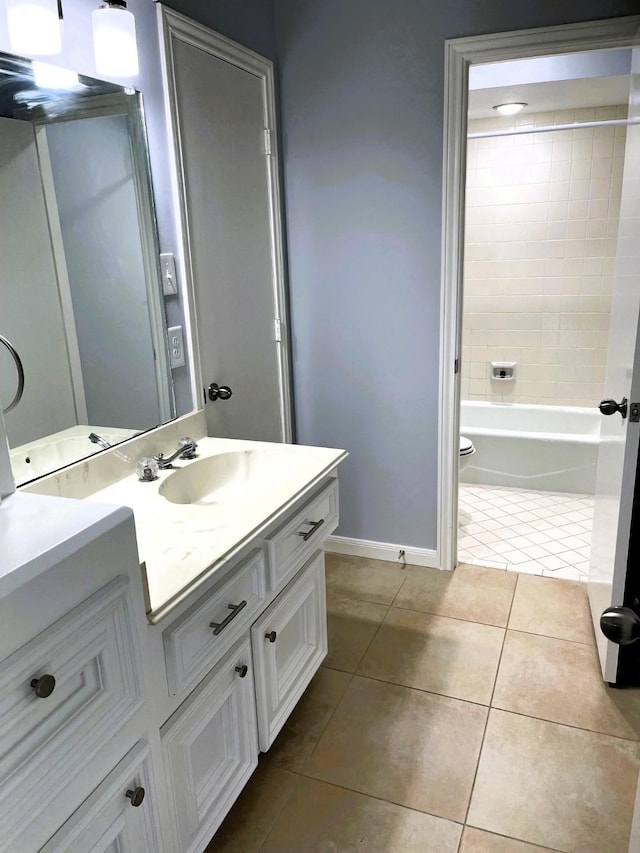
[460,435,475,471]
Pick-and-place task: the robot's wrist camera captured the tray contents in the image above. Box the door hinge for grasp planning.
[264,128,272,156]
[274,317,282,342]
[454,358,459,374]
[631,402,640,423]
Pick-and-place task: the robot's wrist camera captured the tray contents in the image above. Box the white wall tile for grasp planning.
[462,107,626,405]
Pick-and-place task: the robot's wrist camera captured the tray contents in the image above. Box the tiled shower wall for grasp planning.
[462,106,627,407]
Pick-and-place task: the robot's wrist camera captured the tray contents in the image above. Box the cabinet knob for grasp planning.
[265,631,277,643]
[126,786,145,808]
[30,674,56,698]
[235,664,248,678]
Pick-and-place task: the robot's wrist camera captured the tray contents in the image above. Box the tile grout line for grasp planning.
[461,571,520,830]
[284,582,403,797]
[275,768,468,835]
[253,765,301,853]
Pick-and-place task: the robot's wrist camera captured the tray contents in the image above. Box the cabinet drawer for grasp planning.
[264,480,338,590]
[252,551,327,751]
[0,576,143,852]
[40,740,162,853]
[161,638,258,853]
[163,549,267,697]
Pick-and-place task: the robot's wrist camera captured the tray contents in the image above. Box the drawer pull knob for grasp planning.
[30,674,56,698]
[210,600,247,635]
[265,630,277,643]
[297,518,325,541]
[126,787,145,807]
[235,664,248,678]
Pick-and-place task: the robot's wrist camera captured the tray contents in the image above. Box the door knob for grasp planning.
[208,382,233,402]
[600,606,640,645]
[599,397,628,419]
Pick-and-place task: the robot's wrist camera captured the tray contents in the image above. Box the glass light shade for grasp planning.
[493,102,527,116]
[92,3,139,77]
[7,0,62,55]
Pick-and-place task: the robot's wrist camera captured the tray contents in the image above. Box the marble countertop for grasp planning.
[86,436,347,622]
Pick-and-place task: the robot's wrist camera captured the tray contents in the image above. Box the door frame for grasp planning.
[157,5,294,442]
[438,15,640,571]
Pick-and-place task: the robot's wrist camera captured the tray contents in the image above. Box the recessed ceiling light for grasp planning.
[493,102,527,116]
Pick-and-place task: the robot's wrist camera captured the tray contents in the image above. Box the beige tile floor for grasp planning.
[206,554,640,853]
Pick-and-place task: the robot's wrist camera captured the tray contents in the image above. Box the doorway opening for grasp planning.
[440,16,640,685]
[458,50,631,582]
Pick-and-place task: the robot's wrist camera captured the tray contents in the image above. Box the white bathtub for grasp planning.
[460,401,601,495]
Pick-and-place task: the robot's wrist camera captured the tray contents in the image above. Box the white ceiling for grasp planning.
[468,74,629,119]
[467,50,631,120]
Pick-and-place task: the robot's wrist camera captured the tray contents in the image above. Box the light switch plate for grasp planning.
[168,325,186,369]
[160,252,178,296]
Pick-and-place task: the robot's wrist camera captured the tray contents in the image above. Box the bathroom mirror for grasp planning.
[0,50,182,485]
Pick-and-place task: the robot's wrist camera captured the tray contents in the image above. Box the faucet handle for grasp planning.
[137,457,159,482]
[179,437,197,459]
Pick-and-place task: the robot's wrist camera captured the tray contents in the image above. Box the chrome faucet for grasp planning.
[153,437,198,469]
[88,432,111,450]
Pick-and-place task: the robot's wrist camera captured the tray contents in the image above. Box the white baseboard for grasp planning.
[324,535,441,569]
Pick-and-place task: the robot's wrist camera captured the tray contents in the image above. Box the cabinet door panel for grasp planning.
[0,576,143,851]
[161,638,258,853]
[252,552,327,751]
[40,740,162,853]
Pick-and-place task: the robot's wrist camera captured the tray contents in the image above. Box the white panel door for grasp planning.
[588,51,640,684]
[161,10,290,443]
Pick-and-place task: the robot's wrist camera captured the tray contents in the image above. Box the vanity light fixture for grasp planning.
[6,0,139,78]
[493,102,527,116]
[7,0,63,56]
[92,0,139,77]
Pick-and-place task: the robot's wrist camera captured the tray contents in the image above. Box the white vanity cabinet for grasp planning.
[0,497,162,853]
[153,477,338,851]
[4,457,342,852]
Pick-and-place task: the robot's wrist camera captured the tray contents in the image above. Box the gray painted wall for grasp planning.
[274,0,639,550]
[163,0,275,60]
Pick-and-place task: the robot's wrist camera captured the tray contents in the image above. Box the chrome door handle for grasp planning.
[600,606,640,645]
[599,398,628,419]
[208,382,233,401]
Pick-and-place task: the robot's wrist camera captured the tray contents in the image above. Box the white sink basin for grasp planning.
[158,450,298,506]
